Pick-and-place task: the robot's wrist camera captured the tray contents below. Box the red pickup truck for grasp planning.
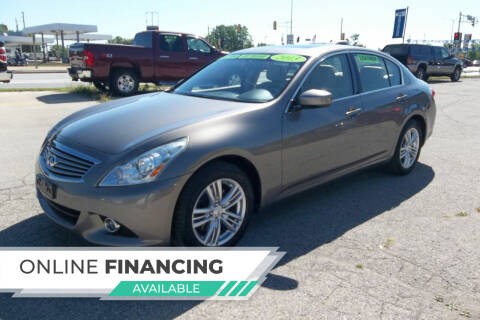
[68,30,225,96]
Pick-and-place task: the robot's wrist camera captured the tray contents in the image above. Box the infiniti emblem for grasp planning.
[45,147,57,168]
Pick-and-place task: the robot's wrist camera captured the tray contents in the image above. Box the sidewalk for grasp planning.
[8,65,68,74]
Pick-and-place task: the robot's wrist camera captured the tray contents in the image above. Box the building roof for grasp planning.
[0,35,54,45]
[22,23,97,35]
[63,33,112,41]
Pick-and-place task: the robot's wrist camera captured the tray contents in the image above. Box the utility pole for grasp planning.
[340,18,343,40]
[21,11,25,29]
[290,0,293,35]
[15,18,19,32]
[402,7,409,44]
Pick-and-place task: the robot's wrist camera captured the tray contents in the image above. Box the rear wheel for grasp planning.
[111,69,139,96]
[172,162,254,247]
[450,67,461,82]
[388,120,423,175]
[416,66,427,81]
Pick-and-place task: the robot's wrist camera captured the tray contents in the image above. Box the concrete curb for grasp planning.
[10,70,68,74]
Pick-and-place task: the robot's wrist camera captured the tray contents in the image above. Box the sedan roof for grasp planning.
[233,44,375,58]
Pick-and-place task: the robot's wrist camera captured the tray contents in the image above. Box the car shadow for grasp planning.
[427,78,458,84]
[36,93,96,104]
[0,163,434,319]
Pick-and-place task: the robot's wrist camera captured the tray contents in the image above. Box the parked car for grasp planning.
[473,60,480,67]
[68,30,226,96]
[37,45,436,247]
[460,58,473,68]
[0,41,13,83]
[382,44,462,81]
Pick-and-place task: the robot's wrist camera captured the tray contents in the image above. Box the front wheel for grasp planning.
[450,67,461,82]
[388,120,423,175]
[172,162,254,247]
[111,69,139,96]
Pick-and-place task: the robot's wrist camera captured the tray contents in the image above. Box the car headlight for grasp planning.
[99,137,188,186]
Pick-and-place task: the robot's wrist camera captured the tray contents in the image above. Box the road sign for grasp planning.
[392,8,408,38]
[286,34,294,45]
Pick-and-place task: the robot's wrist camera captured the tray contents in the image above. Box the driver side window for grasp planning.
[187,38,211,54]
[300,54,353,100]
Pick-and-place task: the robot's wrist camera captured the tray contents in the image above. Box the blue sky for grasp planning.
[1,0,478,49]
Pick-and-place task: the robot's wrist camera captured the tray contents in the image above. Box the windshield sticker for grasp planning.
[238,54,271,60]
[221,55,240,60]
[271,54,307,63]
[357,54,380,63]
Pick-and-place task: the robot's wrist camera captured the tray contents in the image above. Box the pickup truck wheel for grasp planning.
[416,66,427,81]
[450,67,461,82]
[93,81,108,92]
[111,69,139,96]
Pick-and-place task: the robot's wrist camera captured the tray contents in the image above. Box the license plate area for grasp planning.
[36,174,57,200]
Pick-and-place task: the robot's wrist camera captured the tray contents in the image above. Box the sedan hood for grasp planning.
[58,92,246,154]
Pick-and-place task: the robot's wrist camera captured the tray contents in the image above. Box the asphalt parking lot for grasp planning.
[0,78,479,319]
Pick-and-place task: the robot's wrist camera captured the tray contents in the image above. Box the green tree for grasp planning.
[348,34,365,47]
[50,45,67,59]
[108,36,133,45]
[0,23,8,33]
[206,25,253,52]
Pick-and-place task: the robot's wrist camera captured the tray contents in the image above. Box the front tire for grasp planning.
[111,69,139,96]
[388,120,423,175]
[172,162,254,247]
[450,67,461,82]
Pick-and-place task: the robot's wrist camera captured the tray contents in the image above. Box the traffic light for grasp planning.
[273,21,277,30]
[454,32,462,41]
[236,24,241,33]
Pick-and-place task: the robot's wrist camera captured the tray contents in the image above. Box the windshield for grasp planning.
[174,53,308,103]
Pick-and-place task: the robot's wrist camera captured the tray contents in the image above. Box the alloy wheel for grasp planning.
[191,178,246,246]
[399,127,420,169]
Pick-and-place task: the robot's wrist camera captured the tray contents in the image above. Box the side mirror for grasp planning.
[298,89,333,108]
[449,54,456,58]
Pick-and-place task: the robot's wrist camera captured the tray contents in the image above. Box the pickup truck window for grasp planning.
[187,38,211,54]
[159,35,184,52]
[132,32,152,48]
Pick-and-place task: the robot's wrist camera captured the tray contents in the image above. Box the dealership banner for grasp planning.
[392,8,408,38]
[0,248,284,300]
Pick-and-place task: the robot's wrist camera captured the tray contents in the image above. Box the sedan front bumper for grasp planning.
[35,158,188,246]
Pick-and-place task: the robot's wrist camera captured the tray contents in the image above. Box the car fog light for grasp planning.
[104,218,121,233]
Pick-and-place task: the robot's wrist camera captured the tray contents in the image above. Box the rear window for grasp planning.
[383,45,408,56]
[410,45,431,56]
[132,32,152,48]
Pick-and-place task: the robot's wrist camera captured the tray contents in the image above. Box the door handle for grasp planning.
[189,57,199,60]
[396,93,408,102]
[345,107,362,117]
[159,55,170,59]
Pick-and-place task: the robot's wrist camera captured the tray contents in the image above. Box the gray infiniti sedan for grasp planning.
[36,45,436,247]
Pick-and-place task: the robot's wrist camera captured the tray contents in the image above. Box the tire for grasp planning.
[415,66,427,81]
[450,67,461,82]
[111,69,139,96]
[172,161,254,247]
[93,81,108,92]
[388,120,423,175]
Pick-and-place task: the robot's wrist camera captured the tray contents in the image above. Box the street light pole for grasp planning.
[290,0,293,35]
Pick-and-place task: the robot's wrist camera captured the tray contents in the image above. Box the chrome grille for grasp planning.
[42,141,96,179]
